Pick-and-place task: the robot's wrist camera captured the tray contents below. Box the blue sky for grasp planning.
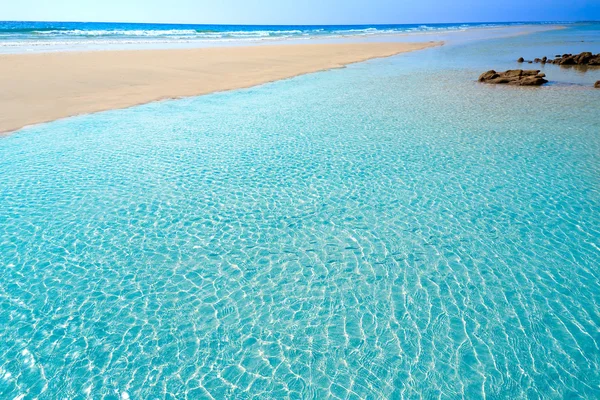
[2,0,599,24]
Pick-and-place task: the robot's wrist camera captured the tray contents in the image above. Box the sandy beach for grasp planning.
[0,41,439,134]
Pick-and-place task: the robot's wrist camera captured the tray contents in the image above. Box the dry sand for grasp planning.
[0,42,439,134]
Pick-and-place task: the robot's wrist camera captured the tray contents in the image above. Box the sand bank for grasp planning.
[0,42,439,134]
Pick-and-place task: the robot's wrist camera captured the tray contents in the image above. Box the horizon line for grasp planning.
[0,19,592,27]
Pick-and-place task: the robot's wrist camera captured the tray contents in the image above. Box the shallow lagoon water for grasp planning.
[1,25,599,398]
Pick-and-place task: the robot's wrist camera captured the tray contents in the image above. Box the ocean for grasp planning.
[0,20,563,53]
[1,23,599,398]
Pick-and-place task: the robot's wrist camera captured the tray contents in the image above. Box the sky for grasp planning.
[1,0,599,25]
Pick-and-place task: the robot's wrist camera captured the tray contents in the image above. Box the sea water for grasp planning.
[0,20,565,53]
[0,24,599,399]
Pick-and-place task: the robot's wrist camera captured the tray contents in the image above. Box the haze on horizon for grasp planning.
[1,0,599,25]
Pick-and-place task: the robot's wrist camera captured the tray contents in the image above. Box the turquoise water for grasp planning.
[0,21,560,53]
[1,26,599,399]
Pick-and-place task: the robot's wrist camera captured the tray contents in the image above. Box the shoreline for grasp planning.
[0,42,440,135]
[0,23,564,55]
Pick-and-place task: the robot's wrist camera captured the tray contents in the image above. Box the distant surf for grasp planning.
[0,20,565,52]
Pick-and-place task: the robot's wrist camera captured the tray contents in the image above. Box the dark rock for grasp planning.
[541,52,600,66]
[517,57,524,63]
[595,81,600,88]
[479,69,548,86]
[479,70,499,81]
[560,56,576,65]
[542,57,547,63]
[589,57,600,66]
[504,70,523,77]
[520,76,548,86]
[528,61,533,64]
[574,52,593,64]
[534,58,541,63]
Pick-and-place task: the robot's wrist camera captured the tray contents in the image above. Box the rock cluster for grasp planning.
[518,52,600,66]
[479,70,548,86]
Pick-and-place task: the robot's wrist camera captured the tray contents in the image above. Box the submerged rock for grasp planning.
[479,70,548,86]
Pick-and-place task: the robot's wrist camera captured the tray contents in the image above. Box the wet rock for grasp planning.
[589,56,600,66]
[575,52,593,64]
[518,57,524,63]
[542,52,600,66]
[478,69,548,86]
[560,56,576,65]
[595,81,600,88]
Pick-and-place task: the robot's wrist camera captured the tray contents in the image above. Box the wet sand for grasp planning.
[0,42,439,134]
